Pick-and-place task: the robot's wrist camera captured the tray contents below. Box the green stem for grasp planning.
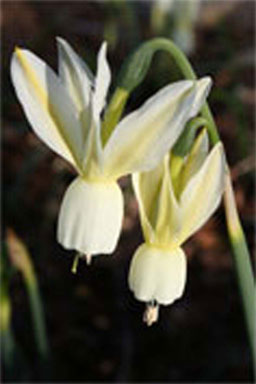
[173,116,209,156]
[170,117,209,196]
[150,38,254,360]
[143,38,220,144]
[224,174,255,361]
[25,274,49,359]
[102,87,129,145]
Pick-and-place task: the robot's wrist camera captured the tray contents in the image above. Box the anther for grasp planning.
[85,254,92,265]
[71,254,80,274]
[143,302,159,326]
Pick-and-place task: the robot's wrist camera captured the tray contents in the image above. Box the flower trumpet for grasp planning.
[129,130,226,325]
[11,38,211,262]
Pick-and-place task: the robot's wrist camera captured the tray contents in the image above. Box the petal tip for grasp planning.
[14,45,21,53]
[98,41,108,57]
[56,36,68,47]
[198,76,212,91]
[14,46,24,60]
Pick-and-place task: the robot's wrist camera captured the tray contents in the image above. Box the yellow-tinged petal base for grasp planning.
[128,243,187,306]
[57,177,124,255]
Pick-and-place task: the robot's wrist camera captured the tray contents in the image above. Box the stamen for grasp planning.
[85,254,92,265]
[71,254,80,274]
[143,302,159,326]
[71,253,92,273]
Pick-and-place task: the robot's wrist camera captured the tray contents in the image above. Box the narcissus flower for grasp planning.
[11,38,211,262]
[129,130,226,325]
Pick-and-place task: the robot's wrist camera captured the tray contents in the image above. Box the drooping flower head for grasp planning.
[129,130,226,324]
[11,38,212,262]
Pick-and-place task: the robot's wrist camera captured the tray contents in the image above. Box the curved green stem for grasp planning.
[147,39,255,361]
[143,38,220,144]
[173,116,209,157]
[170,116,209,193]
[224,174,255,360]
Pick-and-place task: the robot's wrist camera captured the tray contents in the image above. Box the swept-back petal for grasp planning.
[188,77,212,119]
[178,128,209,194]
[132,156,181,247]
[128,243,187,305]
[93,42,111,120]
[179,142,226,244]
[11,48,83,170]
[81,42,111,174]
[132,172,157,244]
[103,78,212,179]
[57,177,124,255]
[154,156,181,247]
[82,117,104,179]
[57,37,93,114]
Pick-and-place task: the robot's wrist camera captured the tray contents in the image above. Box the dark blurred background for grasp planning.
[1,0,255,382]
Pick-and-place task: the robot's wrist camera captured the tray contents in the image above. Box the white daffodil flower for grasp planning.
[11,37,212,263]
[129,130,226,325]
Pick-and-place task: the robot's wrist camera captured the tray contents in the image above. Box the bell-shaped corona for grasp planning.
[129,243,186,306]
[57,177,123,256]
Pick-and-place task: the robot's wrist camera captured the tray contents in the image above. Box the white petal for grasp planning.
[82,117,104,179]
[57,37,93,113]
[57,38,104,172]
[179,142,226,243]
[103,78,211,179]
[11,48,84,170]
[133,155,181,247]
[154,156,181,246]
[93,42,111,120]
[188,77,212,119]
[179,128,209,194]
[128,243,187,305]
[82,42,111,173]
[132,167,163,244]
[57,177,124,255]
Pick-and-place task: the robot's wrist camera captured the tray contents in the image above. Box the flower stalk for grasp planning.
[224,174,255,359]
